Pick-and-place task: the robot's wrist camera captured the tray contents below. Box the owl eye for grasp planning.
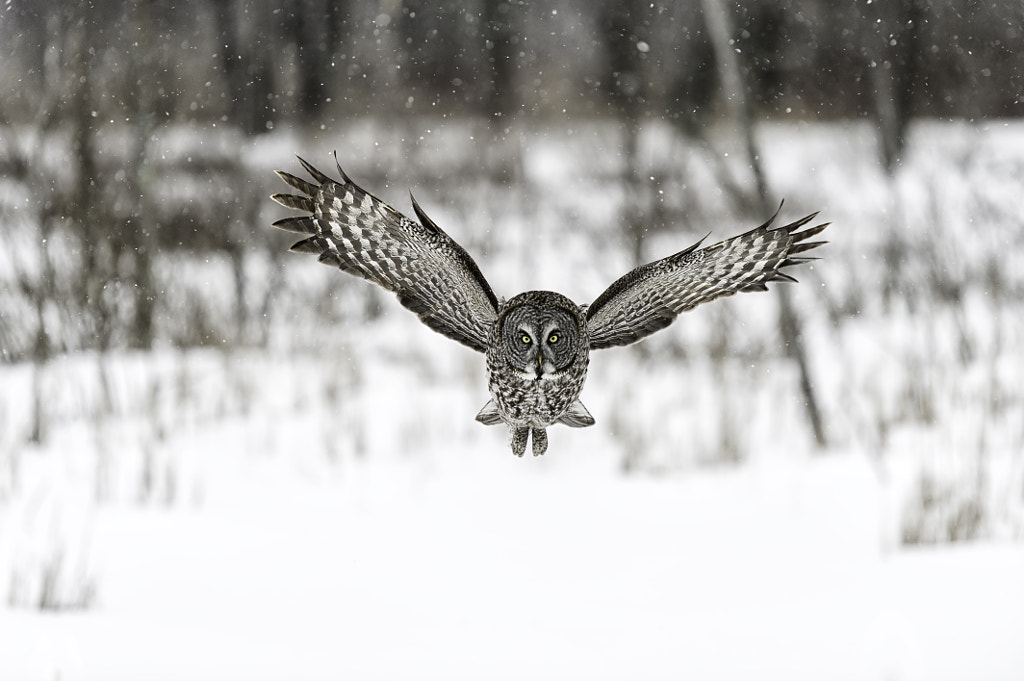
[548,334,559,344]
[521,335,532,345]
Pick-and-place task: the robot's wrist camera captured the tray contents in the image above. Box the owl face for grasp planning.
[499,295,581,379]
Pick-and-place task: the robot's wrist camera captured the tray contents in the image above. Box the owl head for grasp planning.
[498,291,586,378]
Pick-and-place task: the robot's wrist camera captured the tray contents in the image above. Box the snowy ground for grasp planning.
[2,433,1023,681]
[2,119,1024,679]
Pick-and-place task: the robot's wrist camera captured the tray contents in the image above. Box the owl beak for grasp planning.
[536,354,556,378]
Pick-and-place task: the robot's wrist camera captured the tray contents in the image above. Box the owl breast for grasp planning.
[484,291,590,428]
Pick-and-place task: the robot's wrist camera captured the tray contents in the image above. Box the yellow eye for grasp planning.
[548,334,559,344]
[521,335,531,344]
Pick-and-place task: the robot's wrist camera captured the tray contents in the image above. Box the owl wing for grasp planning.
[585,206,829,350]
[271,155,499,353]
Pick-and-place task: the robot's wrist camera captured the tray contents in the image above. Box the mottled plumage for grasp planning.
[477,290,593,456]
[271,155,829,457]
[586,209,825,349]
[273,157,498,353]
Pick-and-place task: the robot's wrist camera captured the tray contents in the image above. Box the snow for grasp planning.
[2,446,1022,681]
[3,119,1024,679]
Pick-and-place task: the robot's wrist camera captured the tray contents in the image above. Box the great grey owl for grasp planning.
[271,155,828,457]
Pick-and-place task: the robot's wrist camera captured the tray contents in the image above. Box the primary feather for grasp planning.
[271,155,499,353]
[586,205,829,349]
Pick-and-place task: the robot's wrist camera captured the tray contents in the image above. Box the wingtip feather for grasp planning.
[296,155,332,185]
[271,216,318,234]
[275,170,318,196]
[289,236,328,255]
[410,191,443,234]
[317,250,343,267]
[331,150,353,184]
[271,193,315,212]
[756,200,785,230]
[778,212,818,233]
[793,221,830,241]
[788,240,828,256]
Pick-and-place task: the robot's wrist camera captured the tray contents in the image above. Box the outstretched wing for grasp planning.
[271,155,499,353]
[586,206,829,350]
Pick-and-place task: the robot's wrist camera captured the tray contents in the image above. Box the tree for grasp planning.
[283,0,350,122]
[702,0,828,448]
[600,0,652,266]
[868,0,926,172]
[212,0,273,134]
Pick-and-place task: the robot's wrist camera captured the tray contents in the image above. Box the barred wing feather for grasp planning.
[271,155,499,353]
[586,207,829,350]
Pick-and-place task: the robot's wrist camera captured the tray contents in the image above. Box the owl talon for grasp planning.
[511,427,529,457]
[531,428,548,456]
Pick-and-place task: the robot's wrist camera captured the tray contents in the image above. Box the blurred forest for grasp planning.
[1,0,1021,360]
[3,0,1022,128]
[3,0,1024,629]
[0,0,1022,572]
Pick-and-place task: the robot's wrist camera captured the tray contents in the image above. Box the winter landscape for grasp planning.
[2,2,1024,680]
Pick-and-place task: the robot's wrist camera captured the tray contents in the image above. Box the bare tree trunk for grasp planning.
[601,0,651,267]
[701,0,827,448]
[283,0,330,121]
[601,0,655,473]
[213,0,272,134]
[482,0,521,182]
[125,0,158,349]
[868,0,925,172]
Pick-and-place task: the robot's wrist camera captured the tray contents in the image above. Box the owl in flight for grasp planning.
[271,155,828,457]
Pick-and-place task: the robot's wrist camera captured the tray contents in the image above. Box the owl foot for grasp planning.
[510,427,548,457]
[511,427,529,457]
[531,427,548,456]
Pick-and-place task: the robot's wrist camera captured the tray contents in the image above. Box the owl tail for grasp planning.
[476,398,593,457]
[557,400,595,428]
[475,399,503,425]
[476,398,594,429]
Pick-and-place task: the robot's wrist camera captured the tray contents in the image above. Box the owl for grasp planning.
[271,155,828,457]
